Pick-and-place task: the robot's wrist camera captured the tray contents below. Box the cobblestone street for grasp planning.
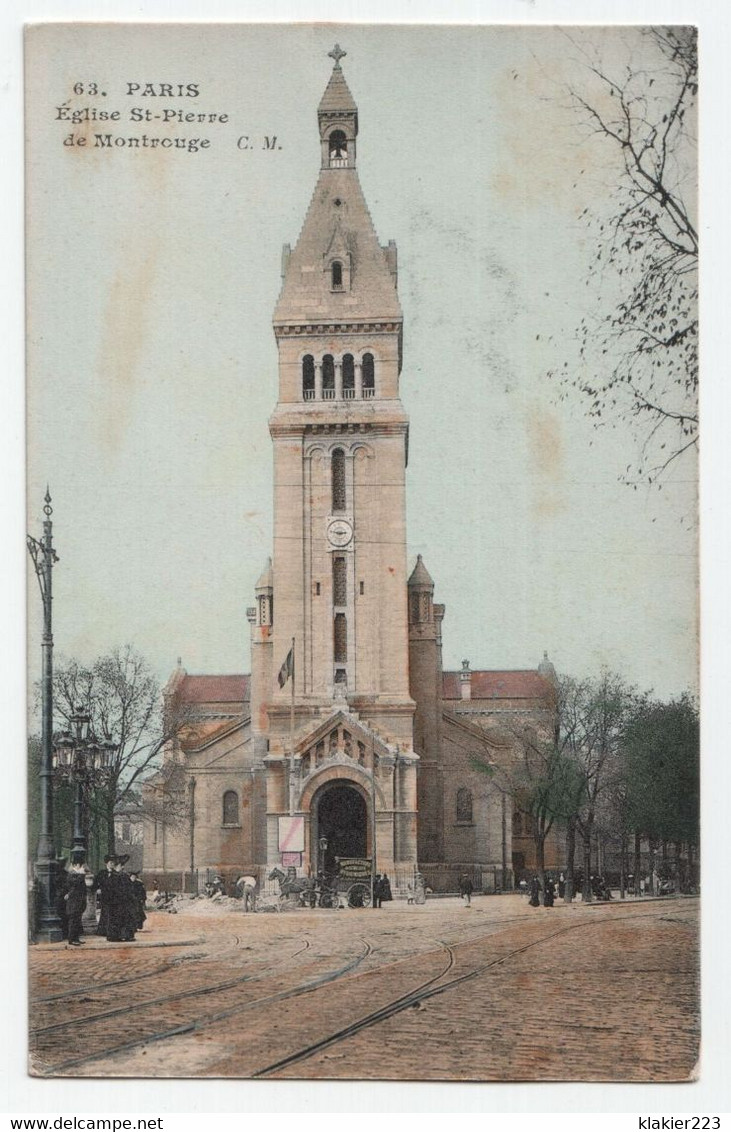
[29,895,699,1083]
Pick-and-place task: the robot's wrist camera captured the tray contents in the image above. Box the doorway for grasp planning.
[314,782,367,873]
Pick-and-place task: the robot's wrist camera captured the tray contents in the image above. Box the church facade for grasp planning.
[142,52,560,894]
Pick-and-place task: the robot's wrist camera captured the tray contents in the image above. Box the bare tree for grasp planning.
[553,27,698,486]
[566,671,642,901]
[49,645,201,856]
[472,678,585,899]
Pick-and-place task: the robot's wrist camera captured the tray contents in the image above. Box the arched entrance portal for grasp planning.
[314,782,367,873]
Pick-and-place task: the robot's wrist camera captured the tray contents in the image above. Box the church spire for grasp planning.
[318,44,358,170]
[273,48,401,328]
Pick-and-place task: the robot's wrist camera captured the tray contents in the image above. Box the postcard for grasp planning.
[25,23,699,1083]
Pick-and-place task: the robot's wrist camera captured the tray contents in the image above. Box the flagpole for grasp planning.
[289,636,295,817]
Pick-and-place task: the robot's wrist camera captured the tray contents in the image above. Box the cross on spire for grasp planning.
[328,43,347,68]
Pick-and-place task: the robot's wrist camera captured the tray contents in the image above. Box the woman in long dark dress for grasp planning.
[94,856,115,936]
[529,876,541,907]
[544,876,556,907]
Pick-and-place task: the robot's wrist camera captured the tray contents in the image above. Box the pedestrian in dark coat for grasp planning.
[529,876,541,907]
[65,861,88,945]
[373,874,384,909]
[129,872,147,930]
[106,857,137,941]
[381,874,393,903]
[544,876,556,907]
[459,874,474,906]
[94,856,115,936]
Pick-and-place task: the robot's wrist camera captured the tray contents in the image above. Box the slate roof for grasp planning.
[442,670,552,701]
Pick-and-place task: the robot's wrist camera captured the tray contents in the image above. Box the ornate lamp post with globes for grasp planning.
[53,708,118,859]
[53,707,118,931]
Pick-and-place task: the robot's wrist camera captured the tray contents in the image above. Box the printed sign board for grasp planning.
[278,815,304,853]
[336,858,372,882]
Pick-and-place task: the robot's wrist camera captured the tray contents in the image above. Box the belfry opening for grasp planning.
[314,783,368,871]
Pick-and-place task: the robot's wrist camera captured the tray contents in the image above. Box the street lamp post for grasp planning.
[27,490,63,942]
[53,708,118,932]
[318,836,328,878]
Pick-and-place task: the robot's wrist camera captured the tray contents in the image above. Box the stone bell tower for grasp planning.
[249,46,419,879]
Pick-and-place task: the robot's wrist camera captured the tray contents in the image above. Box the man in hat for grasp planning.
[65,857,88,946]
[94,855,115,936]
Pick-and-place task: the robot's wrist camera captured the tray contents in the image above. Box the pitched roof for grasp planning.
[408,554,434,588]
[179,718,244,751]
[442,670,552,701]
[318,65,358,115]
[273,168,402,325]
[177,674,249,704]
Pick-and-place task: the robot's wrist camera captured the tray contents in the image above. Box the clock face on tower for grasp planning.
[326,516,354,548]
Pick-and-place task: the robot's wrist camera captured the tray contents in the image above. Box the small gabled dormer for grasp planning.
[324,221,352,292]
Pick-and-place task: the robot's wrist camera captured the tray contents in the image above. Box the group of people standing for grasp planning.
[95,856,147,942]
[57,854,147,945]
[528,874,558,908]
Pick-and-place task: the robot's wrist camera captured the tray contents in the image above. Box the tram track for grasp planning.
[40,935,375,1076]
[35,901,696,1078]
[31,929,259,1006]
[252,907,684,1078]
[31,937,313,1037]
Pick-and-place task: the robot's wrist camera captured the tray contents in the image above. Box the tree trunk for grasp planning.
[649,842,656,895]
[582,825,592,902]
[619,834,627,899]
[536,832,546,905]
[565,815,576,902]
[633,831,641,896]
[106,795,116,858]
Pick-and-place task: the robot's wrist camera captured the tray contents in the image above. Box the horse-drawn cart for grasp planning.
[269,858,373,910]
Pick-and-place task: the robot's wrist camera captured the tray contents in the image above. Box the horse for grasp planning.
[234,874,258,912]
[268,867,317,908]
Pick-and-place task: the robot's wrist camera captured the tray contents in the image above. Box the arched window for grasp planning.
[342,353,355,398]
[456,787,473,824]
[322,354,335,399]
[331,448,346,511]
[362,352,375,398]
[302,354,315,400]
[329,130,348,166]
[223,790,239,826]
[333,556,347,606]
[331,261,343,289]
[334,613,348,664]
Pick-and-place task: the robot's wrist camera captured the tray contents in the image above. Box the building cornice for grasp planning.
[273,320,402,339]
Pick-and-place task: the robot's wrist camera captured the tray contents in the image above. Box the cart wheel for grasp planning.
[348,883,371,909]
[319,890,336,908]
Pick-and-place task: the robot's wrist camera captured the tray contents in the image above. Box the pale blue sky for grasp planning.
[26,24,697,699]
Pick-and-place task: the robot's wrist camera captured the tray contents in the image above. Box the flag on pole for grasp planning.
[278,644,294,688]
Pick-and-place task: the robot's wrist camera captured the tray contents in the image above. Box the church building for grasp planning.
[143,50,559,894]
